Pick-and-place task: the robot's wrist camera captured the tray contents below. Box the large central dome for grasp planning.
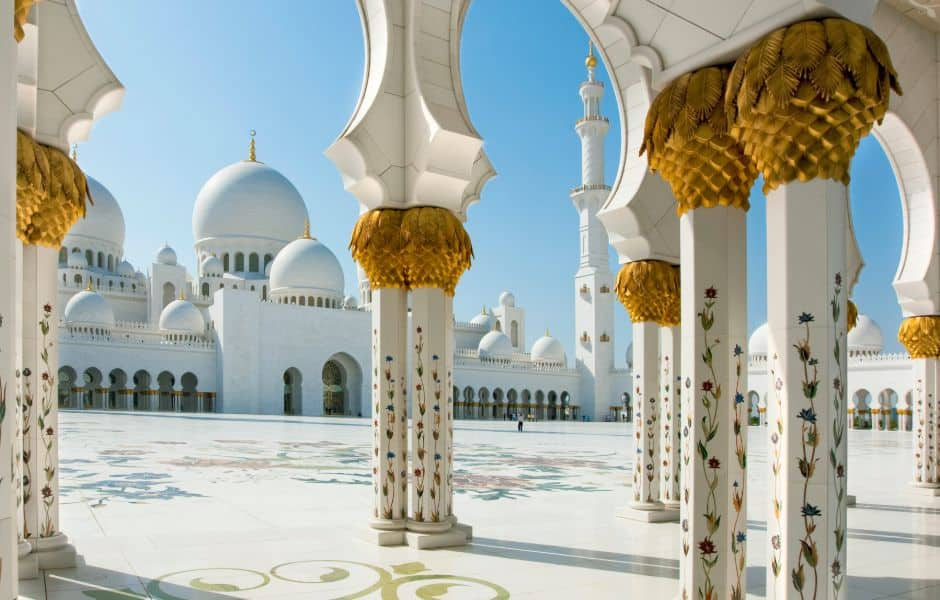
[64,176,125,249]
[192,160,309,243]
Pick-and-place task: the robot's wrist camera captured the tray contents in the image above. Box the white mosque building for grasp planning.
[55,53,914,428]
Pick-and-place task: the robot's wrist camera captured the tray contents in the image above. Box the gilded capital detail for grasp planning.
[16,130,91,247]
[641,66,756,216]
[898,316,940,359]
[725,18,902,192]
[615,260,680,325]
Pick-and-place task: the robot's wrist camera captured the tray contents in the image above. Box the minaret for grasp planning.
[571,41,614,421]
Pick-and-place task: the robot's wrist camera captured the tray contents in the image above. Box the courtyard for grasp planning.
[14,411,940,599]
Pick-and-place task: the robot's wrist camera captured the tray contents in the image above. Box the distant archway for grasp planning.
[284,368,303,415]
[58,366,77,409]
[132,370,151,410]
[108,368,127,410]
[181,372,198,412]
[157,371,175,411]
[83,367,102,409]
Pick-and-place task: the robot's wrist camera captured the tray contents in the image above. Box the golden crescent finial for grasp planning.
[586,40,597,69]
[248,129,257,162]
[300,218,311,239]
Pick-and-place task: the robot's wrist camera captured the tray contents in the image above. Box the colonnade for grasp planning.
[610,18,904,599]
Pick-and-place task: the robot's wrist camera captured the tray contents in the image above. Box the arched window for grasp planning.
[317,297,323,307]
[235,252,245,272]
[262,285,267,300]
[299,297,306,306]
[85,249,93,266]
[162,282,175,308]
[249,253,259,272]
[201,282,210,297]
[264,254,273,270]
[107,255,114,272]
[510,320,519,347]
[58,247,67,264]
[97,252,104,268]
[222,253,230,272]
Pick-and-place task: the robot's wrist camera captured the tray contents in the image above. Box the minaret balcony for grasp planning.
[575,116,609,127]
[570,183,611,196]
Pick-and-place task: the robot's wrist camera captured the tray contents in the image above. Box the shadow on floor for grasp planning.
[31,563,247,600]
[745,567,940,599]
[747,519,940,548]
[458,537,678,579]
[854,502,940,516]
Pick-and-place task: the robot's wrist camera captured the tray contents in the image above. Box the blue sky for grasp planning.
[74,0,904,357]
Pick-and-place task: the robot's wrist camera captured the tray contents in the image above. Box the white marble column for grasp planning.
[678,205,747,600]
[660,325,680,508]
[631,320,661,510]
[765,179,848,600]
[408,287,464,546]
[0,1,18,587]
[369,288,408,541]
[23,247,75,568]
[912,358,939,493]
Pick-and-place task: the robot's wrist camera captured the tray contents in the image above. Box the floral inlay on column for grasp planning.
[730,343,747,600]
[770,359,784,580]
[19,366,32,539]
[38,303,57,537]
[830,275,847,596]
[696,286,722,600]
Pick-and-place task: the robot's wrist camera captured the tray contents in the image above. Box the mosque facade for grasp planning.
[54,52,914,428]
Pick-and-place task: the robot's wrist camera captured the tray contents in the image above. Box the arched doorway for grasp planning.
[492,388,504,419]
[58,366,77,409]
[322,361,346,416]
[181,372,198,412]
[322,353,364,417]
[852,389,873,430]
[547,391,558,421]
[877,388,898,431]
[747,391,760,425]
[506,389,518,420]
[478,387,489,419]
[535,390,545,421]
[83,367,102,410]
[283,368,302,416]
[108,369,127,410]
[157,371,175,411]
[462,387,474,419]
[132,370,151,410]
[560,391,572,420]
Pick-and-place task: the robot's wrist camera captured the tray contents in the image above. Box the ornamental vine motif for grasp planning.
[914,376,924,481]
[792,310,820,598]
[662,355,674,502]
[643,393,657,503]
[633,373,642,503]
[696,286,721,600]
[430,353,443,522]
[770,355,784,580]
[38,303,57,538]
[830,274,847,596]
[730,343,747,600]
[413,326,427,522]
[18,366,32,540]
[381,351,397,521]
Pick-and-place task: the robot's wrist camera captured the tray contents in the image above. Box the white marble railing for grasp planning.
[62,321,214,349]
[750,351,911,369]
[455,348,574,373]
[454,321,489,332]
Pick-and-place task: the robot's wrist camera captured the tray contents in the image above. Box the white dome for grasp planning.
[749,323,769,356]
[64,290,114,327]
[159,299,205,335]
[531,332,565,364]
[156,244,177,266]
[478,330,514,359]
[626,343,633,368]
[848,314,883,354]
[66,250,87,268]
[343,295,357,309]
[193,160,308,243]
[135,270,147,282]
[499,291,515,307]
[470,309,497,330]
[64,176,125,249]
[201,256,223,277]
[116,260,135,277]
[269,236,344,295]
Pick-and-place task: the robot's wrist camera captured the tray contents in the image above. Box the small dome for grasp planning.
[116,260,135,277]
[626,342,633,369]
[159,298,205,335]
[156,244,177,266]
[531,331,565,364]
[499,291,515,307]
[470,308,497,330]
[201,255,223,277]
[64,290,115,327]
[192,160,308,243]
[135,270,147,282]
[63,176,126,250]
[66,250,87,268]
[848,315,883,354]
[269,235,344,295]
[478,330,514,359]
[343,295,357,309]
[749,323,769,356]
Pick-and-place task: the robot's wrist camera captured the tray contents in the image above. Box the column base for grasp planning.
[360,519,406,546]
[18,540,38,580]
[31,533,78,569]
[404,524,470,549]
[910,482,940,496]
[618,504,679,523]
[662,500,680,510]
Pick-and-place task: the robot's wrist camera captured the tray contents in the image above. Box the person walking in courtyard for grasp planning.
[517,414,524,432]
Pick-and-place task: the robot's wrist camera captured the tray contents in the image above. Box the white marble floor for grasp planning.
[17,411,940,599]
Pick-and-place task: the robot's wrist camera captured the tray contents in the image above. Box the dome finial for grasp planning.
[248,129,257,162]
[481,305,487,315]
[545,327,550,337]
[585,40,597,69]
[299,218,311,239]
